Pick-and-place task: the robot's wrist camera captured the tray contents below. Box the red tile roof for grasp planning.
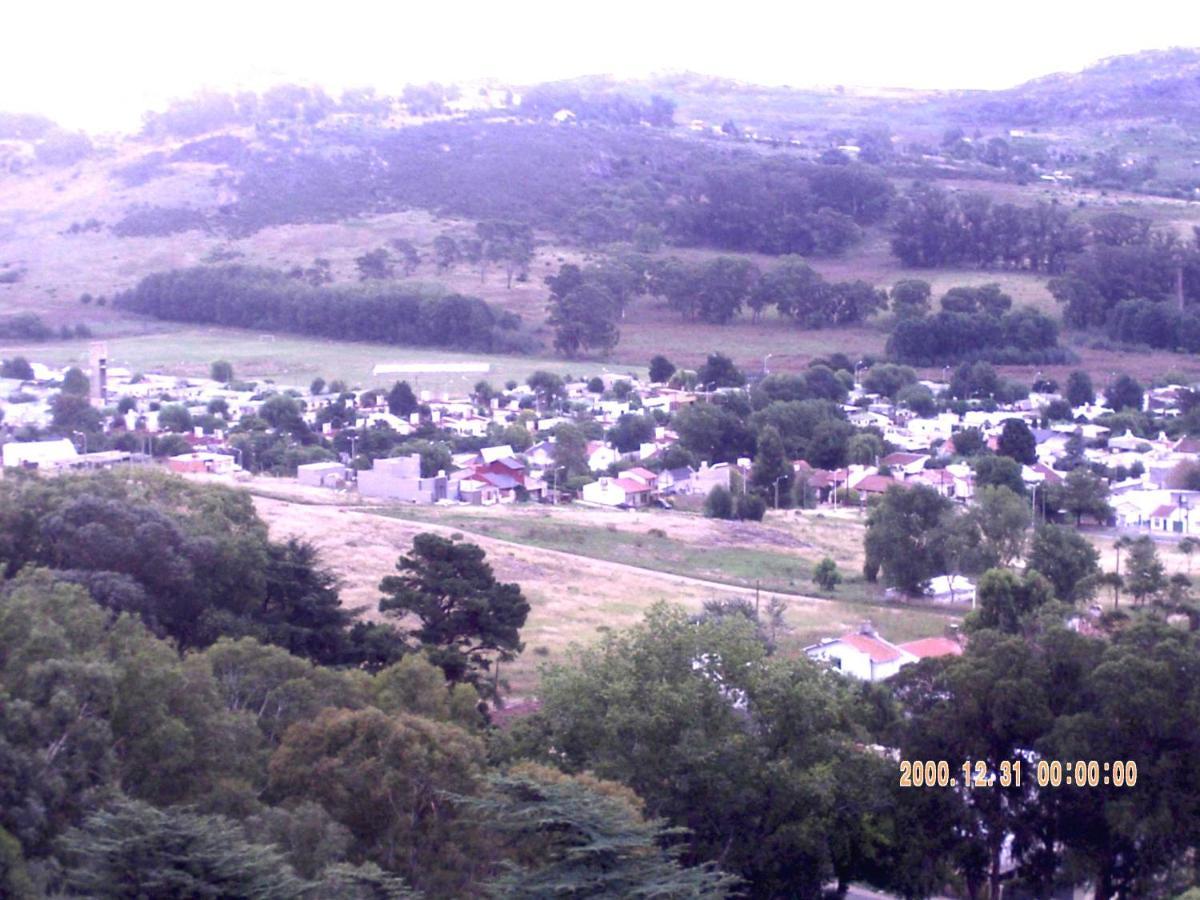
[882,452,927,466]
[615,478,652,494]
[1152,504,1178,518]
[898,637,964,659]
[856,474,905,494]
[838,633,905,663]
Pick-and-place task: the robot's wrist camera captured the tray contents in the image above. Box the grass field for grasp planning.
[0,326,645,393]
[370,501,883,603]
[230,478,960,697]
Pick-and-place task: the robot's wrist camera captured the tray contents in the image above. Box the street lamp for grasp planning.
[773,474,787,509]
[763,353,773,376]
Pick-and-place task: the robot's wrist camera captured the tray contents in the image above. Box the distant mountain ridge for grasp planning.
[951,47,1200,124]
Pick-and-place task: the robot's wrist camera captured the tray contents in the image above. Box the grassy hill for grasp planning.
[4,50,1200,386]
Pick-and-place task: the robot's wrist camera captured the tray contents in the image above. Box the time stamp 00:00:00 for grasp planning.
[900,759,1138,789]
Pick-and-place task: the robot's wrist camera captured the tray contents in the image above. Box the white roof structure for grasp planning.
[480,445,515,464]
[372,362,491,375]
[2,438,79,468]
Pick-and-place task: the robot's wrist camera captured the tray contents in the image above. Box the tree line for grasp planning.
[890,182,1087,270]
[114,264,532,353]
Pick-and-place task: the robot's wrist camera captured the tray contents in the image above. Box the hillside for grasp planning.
[3,49,1200,388]
[951,47,1200,125]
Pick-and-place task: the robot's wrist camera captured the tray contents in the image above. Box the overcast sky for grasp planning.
[4,0,1200,131]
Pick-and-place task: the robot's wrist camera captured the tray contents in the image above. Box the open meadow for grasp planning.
[232,477,961,697]
[0,325,645,392]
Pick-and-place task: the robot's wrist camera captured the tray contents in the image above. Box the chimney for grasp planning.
[858,620,876,636]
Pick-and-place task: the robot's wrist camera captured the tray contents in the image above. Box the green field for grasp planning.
[2,326,646,393]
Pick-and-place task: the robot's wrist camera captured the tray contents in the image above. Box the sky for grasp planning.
[4,0,1200,132]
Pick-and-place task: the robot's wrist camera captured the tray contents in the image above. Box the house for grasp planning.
[357,454,447,502]
[581,475,654,508]
[658,466,695,495]
[924,575,977,607]
[454,477,502,506]
[586,441,622,472]
[297,461,352,488]
[898,636,965,660]
[880,451,928,476]
[525,440,557,469]
[805,624,917,681]
[1,438,79,469]
[907,467,959,499]
[167,451,237,475]
[690,461,732,495]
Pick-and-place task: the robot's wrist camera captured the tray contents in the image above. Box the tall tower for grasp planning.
[89,342,108,407]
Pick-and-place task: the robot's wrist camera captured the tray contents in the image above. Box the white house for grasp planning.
[2,438,79,469]
[587,441,622,472]
[805,626,917,681]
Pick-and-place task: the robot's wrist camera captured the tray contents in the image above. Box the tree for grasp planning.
[890,631,1058,900]
[51,393,102,432]
[997,418,1037,464]
[607,414,656,454]
[735,492,766,521]
[1065,370,1095,407]
[1105,373,1144,412]
[548,282,620,357]
[1,356,34,380]
[1027,525,1101,602]
[813,557,842,591]
[1040,623,1200,899]
[970,455,1026,496]
[387,381,418,417]
[896,383,936,417]
[210,360,234,383]
[551,422,590,478]
[466,764,737,899]
[355,247,394,280]
[259,394,306,434]
[60,799,310,898]
[751,425,791,507]
[1124,536,1166,604]
[433,234,460,272]
[704,485,735,520]
[1180,536,1198,574]
[952,427,987,457]
[157,403,193,433]
[310,377,326,395]
[863,486,954,593]
[533,603,892,897]
[649,354,676,384]
[969,485,1032,568]
[62,366,90,396]
[969,568,1056,634]
[674,402,754,463]
[890,279,932,318]
[389,238,421,276]
[1057,468,1112,526]
[379,533,529,692]
[268,707,483,894]
[696,352,746,389]
[526,370,566,410]
[696,256,758,324]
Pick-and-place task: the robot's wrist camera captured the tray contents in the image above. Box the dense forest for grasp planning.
[114,265,532,353]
